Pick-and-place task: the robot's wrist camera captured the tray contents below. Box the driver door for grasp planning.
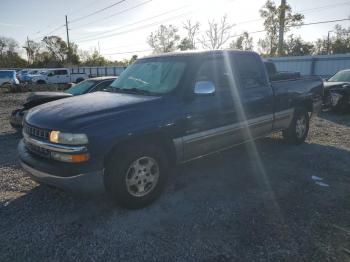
[181,56,238,160]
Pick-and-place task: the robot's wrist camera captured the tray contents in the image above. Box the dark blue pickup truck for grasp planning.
[18,50,323,208]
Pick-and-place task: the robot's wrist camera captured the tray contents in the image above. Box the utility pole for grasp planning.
[278,0,286,56]
[327,30,333,55]
[26,36,30,63]
[65,15,71,63]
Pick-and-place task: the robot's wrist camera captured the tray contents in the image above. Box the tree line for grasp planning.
[1,0,350,69]
[0,35,137,68]
[147,0,350,57]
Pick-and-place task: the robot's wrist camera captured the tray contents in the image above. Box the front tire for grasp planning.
[104,143,168,209]
[282,108,309,145]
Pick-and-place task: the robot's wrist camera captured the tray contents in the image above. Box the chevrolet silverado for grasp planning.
[18,50,323,208]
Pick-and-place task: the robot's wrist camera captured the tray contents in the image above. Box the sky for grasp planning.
[1,0,350,61]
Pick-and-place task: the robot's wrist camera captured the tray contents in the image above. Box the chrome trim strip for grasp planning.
[172,114,274,162]
[274,108,294,120]
[273,108,294,130]
[183,114,273,144]
[23,133,87,153]
[173,137,184,161]
[179,133,269,164]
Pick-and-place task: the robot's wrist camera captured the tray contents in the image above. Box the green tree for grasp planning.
[229,32,253,51]
[258,0,304,56]
[147,25,180,53]
[42,36,68,62]
[178,38,195,51]
[331,24,350,54]
[284,35,313,56]
[129,55,138,64]
[313,24,350,55]
[84,50,108,66]
[0,36,27,68]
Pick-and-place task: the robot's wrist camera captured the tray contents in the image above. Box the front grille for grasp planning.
[24,123,50,141]
[24,139,51,159]
[23,123,51,158]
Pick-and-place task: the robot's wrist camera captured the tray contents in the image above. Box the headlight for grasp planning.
[49,131,88,145]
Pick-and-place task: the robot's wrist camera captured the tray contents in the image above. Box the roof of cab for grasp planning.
[140,49,257,60]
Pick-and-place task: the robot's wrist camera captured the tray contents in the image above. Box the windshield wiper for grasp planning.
[103,87,156,96]
[122,88,155,95]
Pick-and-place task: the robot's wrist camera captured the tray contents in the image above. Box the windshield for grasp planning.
[328,71,350,82]
[65,80,96,95]
[109,58,187,95]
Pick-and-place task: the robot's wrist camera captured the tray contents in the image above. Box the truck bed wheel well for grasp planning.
[104,133,177,168]
[297,99,313,113]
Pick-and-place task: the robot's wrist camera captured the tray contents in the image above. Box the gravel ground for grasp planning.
[0,93,350,262]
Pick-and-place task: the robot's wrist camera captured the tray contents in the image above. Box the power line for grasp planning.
[33,25,65,40]
[76,10,193,43]
[71,0,153,30]
[296,1,350,14]
[93,17,350,58]
[67,0,100,16]
[74,5,189,42]
[230,17,350,39]
[69,0,126,23]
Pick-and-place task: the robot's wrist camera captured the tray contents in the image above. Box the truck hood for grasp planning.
[25,91,161,131]
[24,92,73,109]
[324,81,350,90]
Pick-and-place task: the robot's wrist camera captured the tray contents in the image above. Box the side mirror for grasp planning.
[48,72,54,77]
[194,81,215,95]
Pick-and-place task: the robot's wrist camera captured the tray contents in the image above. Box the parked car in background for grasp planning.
[20,69,41,83]
[323,69,350,112]
[18,50,323,209]
[16,69,29,82]
[30,68,88,84]
[264,61,301,81]
[10,77,116,128]
[0,70,19,86]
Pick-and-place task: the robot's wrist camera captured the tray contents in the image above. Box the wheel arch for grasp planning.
[104,131,177,168]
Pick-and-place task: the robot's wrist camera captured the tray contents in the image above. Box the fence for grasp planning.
[70,66,127,77]
[268,53,350,78]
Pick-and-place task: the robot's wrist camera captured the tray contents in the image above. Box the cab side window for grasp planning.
[235,54,266,89]
[195,57,231,91]
[55,70,68,75]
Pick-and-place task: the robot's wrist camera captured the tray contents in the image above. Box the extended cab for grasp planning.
[18,50,323,208]
[31,68,88,84]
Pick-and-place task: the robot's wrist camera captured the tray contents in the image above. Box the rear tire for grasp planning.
[104,143,169,209]
[36,80,46,85]
[282,108,309,145]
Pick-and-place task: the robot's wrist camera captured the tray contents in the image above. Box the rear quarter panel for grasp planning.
[271,76,323,129]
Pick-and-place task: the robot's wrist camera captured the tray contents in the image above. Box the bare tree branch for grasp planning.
[200,15,235,50]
